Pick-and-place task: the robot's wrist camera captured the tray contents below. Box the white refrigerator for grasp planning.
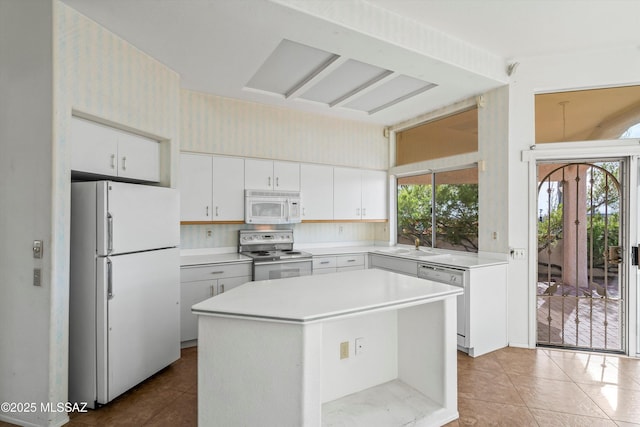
[69,181,180,408]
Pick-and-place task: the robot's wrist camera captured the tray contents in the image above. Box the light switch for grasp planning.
[33,240,43,259]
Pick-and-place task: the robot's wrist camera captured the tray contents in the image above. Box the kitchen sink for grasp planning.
[377,248,444,258]
[377,248,412,255]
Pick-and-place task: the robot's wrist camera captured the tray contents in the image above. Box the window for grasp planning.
[535,85,640,143]
[397,166,478,253]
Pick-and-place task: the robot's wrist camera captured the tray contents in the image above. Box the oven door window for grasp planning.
[254,261,312,281]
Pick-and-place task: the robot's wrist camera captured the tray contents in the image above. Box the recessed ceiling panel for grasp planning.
[345,75,437,114]
[300,59,392,106]
[246,39,338,97]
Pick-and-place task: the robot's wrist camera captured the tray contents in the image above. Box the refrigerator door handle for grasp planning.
[107,213,113,254]
[107,259,114,299]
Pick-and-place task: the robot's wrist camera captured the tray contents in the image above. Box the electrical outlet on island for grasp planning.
[340,341,349,359]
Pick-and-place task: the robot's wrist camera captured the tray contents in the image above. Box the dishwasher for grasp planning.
[417,263,466,348]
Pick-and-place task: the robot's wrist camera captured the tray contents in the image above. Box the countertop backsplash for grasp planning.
[180,222,387,250]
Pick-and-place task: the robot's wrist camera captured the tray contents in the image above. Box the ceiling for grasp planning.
[60,0,640,127]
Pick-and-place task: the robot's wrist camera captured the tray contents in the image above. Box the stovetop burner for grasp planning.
[238,230,311,263]
[251,251,271,256]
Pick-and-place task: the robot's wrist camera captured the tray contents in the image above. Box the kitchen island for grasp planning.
[192,268,463,427]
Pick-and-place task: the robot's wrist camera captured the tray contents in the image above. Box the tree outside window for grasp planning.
[397,166,478,253]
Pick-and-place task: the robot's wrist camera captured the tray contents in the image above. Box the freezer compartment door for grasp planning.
[96,248,180,404]
[97,181,179,255]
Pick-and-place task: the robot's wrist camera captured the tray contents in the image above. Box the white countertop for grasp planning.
[180,248,251,267]
[302,245,378,256]
[371,248,507,269]
[191,269,462,324]
[180,244,507,269]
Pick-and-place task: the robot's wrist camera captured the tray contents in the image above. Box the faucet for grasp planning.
[415,238,420,249]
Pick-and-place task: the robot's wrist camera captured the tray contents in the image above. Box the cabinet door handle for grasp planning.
[320,261,330,265]
[110,154,116,169]
[220,284,225,293]
[206,206,209,217]
[356,208,361,216]
[210,285,214,297]
[276,177,279,187]
[362,208,366,217]
[121,156,127,171]
[268,176,271,187]
[215,206,219,217]
[347,259,356,263]
[210,271,225,275]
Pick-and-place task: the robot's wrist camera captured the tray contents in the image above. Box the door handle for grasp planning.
[121,156,127,171]
[107,213,113,254]
[107,259,114,299]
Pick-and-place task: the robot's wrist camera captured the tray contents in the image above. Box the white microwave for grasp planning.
[245,190,302,224]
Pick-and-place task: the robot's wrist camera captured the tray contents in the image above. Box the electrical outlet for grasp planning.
[206,229,213,238]
[340,341,349,359]
[355,337,365,355]
[338,226,344,235]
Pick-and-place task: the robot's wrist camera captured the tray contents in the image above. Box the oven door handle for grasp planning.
[255,258,311,266]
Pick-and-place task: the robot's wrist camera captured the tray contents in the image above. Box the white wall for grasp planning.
[0,2,58,426]
[1,2,181,426]
[507,47,640,348]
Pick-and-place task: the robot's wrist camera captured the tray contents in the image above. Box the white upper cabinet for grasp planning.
[244,159,273,190]
[71,116,159,182]
[179,153,245,222]
[212,156,244,221]
[361,169,387,220]
[333,167,363,220]
[273,161,300,191]
[334,167,387,221]
[179,153,213,222]
[71,116,118,177]
[116,131,160,182]
[245,159,300,191]
[300,163,334,220]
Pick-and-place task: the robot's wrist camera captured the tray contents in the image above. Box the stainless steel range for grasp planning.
[239,230,312,281]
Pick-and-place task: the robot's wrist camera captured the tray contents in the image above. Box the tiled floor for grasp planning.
[447,347,640,426]
[2,345,640,426]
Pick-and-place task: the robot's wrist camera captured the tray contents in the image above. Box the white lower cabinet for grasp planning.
[180,262,251,344]
[369,252,507,357]
[312,256,337,275]
[312,254,365,275]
